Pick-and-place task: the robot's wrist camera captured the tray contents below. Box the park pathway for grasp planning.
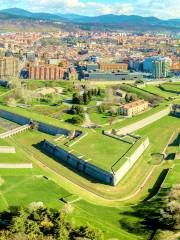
[116,107,170,135]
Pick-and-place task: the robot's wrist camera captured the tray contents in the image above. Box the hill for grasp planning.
[0,8,180,32]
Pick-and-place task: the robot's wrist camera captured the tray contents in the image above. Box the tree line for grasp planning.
[0,205,104,240]
[72,88,102,105]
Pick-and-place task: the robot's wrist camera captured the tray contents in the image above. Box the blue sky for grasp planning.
[0,0,180,19]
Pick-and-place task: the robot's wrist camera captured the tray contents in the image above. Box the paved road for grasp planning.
[117,107,170,135]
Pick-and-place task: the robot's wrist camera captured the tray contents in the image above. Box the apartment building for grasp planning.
[29,64,66,80]
[0,57,19,78]
[120,100,149,117]
[99,63,128,72]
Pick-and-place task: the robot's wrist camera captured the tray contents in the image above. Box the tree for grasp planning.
[97,88,101,96]
[87,90,92,101]
[83,92,89,105]
[72,93,81,104]
[71,225,104,240]
[0,206,104,240]
[70,115,84,125]
[10,208,28,234]
[70,105,83,115]
[160,185,180,230]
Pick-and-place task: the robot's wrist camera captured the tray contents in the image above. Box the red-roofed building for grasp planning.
[120,100,149,117]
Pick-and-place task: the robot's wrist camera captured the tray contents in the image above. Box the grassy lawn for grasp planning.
[143,85,178,98]
[164,163,180,187]
[0,86,9,95]
[24,79,73,90]
[9,115,175,199]
[88,109,110,125]
[0,128,5,133]
[0,135,34,163]
[161,82,180,93]
[119,84,163,103]
[0,138,11,146]
[8,114,178,201]
[0,175,70,211]
[71,200,144,240]
[165,132,180,160]
[0,104,82,131]
[29,104,65,117]
[70,131,131,171]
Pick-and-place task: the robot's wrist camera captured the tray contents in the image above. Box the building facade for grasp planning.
[120,100,149,117]
[143,56,172,78]
[29,64,66,80]
[99,63,128,72]
[0,57,19,78]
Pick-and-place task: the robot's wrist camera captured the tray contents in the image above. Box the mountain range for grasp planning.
[0,8,180,32]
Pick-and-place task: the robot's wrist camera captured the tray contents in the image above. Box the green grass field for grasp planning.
[143,85,178,98]
[0,136,32,163]
[0,138,11,146]
[160,82,180,93]
[70,131,131,171]
[0,104,81,131]
[0,86,9,94]
[0,175,70,211]
[0,89,179,240]
[8,114,179,202]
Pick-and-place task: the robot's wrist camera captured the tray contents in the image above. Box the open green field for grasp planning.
[24,79,73,90]
[69,132,132,171]
[0,138,11,146]
[0,175,69,211]
[8,114,179,202]
[0,132,144,239]
[119,83,163,103]
[0,104,81,131]
[0,81,179,239]
[0,136,33,163]
[160,82,180,93]
[88,110,110,125]
[143,84,178,98]
[0,86,9,94]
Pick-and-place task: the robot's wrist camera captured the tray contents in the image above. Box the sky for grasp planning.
[0,0,180,19]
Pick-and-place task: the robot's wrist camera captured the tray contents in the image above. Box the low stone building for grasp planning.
[120,100,149,117]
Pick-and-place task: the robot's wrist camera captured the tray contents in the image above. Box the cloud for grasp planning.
[134,0,180,19]
[27,0,134,16]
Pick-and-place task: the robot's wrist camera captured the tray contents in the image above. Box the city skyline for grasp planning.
[0,0,180,19]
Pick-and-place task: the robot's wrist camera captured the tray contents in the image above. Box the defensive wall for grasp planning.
[0,124,30,139]
[0,108,149,185]
[42,136,149,186]
[0,146,16,153]
[0,163,33,169]
[159,85,180,95]
[112,137,149,185]
[0,109,82,137]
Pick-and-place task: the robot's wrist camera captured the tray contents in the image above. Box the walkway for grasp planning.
[117,107,170,135]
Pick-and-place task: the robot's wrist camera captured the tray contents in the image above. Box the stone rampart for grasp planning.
[42,137,149,186]
[42,140,114,185]
[0,109,82,137]
[0,124,30,139]
[0,163,33,169]
[113,137,149,185]
[0,146,16,153]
